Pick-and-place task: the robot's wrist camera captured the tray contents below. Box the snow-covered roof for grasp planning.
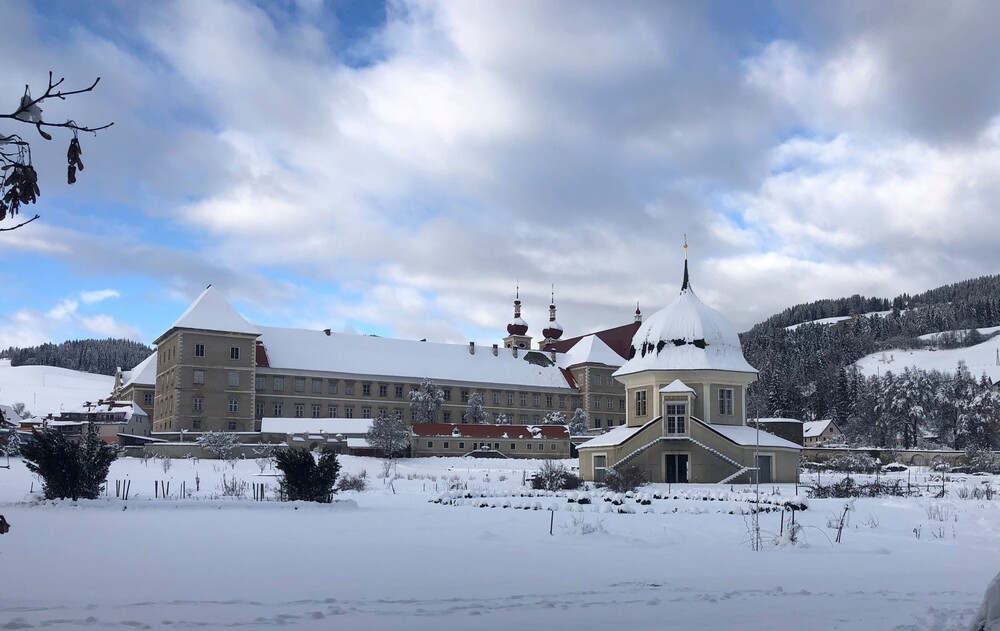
[576,421,653,449]
[704,423,801,449]
[346,437,371,449]
[0,404,23,427]
[613,271,756,377]
[121,352,157,388]
[660,379,695,394]
[63,400,148,421]
[260,417,374,436]
[757,417,803,424]
[158,286,259,341]
[803,419,838,438]
[559,335,624,369]
[411,423,568,439]
[257,326,573,390]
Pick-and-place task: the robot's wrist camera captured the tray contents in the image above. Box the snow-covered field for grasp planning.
[1,455,998,630]
[854,333,1000,381]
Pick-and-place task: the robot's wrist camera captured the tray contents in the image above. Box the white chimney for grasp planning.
[469,341,475,355]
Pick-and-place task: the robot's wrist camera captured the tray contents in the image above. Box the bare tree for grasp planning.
[1,72,113,231]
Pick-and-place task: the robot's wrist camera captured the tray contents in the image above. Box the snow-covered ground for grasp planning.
[0,360,114,418]
[1,455,999,630]
[784,310,892,332]
[854,333,1000,381]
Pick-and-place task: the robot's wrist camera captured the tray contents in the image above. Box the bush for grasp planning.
[273,448,340,503]
[21,425,119,500]
[530,460,583,491]
[824,453,879,473]
[602,465,646,494]
[336,470,368,492]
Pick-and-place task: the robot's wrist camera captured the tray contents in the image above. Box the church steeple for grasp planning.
[503,284,532,350]
[681,235,690,291]
[541,285,564,347]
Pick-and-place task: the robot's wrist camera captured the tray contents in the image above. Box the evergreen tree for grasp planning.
[273,448,340,503]
[462,392,486,424]
[21,424,119,500]
[542,411,567,425]
[365,410,410,458]
[408,379,444,424]
[568,408,589,435]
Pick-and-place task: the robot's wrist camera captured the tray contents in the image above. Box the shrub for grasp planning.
[602,465,646,494]
[336,470,368,492]
[530,460,583,491]
[824,453,878,473]
[21,425,119,500]
[273,448,340,502]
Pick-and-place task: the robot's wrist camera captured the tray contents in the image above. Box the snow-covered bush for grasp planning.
[273,448,340,503]
[602,465,646,494]
[21,425,119,500]
[530,460,582,491]
[197,431,241,466]
[336,470,368,492]
[824,453,879,473]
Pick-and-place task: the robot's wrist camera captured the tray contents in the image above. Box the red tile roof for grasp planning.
[546,321,640,360]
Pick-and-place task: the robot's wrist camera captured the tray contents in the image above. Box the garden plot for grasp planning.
[0,455,999,631]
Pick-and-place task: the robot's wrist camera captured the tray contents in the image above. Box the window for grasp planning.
[551,444,556,450]
[595,418,602,427]
[507,393,514,406]
[595,396,602,409]
[329,405,338,417]
[345,407,354,418]
[620,399,626,411]
[635,390,647,416]
[312,380,323,394]
[519,394,527,406]
[228,371,239,387]
[346,382,355,395]
[532,394,540,407]
[312,404,321,418]
[194,343,205,357]
[559,395,566,409]
[427,441,434,448]
[493,392,501,405]
[228,421,237,431]
[193,396,203,412]
[545,395,553,407]
[443,389,452,401]
[362,384,372,397]
[273,377,285,392]
[295,404,304,418]
[144,393,153,405]
[379,384,388,397]
[458,442,465,449]
[230,346,240,360]
[294,378,305,393]
[607,398,614,410]
[362,407,371,418]
[255,376,265,391]
[192,419,202,429]
[395,385,403,398]
[229,398,239,413]
[666,403,686,434]
[461,389,469,403]
[378,407,387,418]
[443,411,451,422]
[527,443,533,450]
[255,401,264,418]
[329,380,339,395]
[273,402,283,416]
[719,388,734,416]
[593,455,607,483]
[594,374,602,385]
[443,441,450,449]
[510,443,516,450]
[193,369,205,385]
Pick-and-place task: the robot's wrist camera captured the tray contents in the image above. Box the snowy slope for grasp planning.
[0,359,114,417]
[784,310,892,331]
[854,334,1000,380]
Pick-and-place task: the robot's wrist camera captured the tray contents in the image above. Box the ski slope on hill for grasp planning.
[854,334,1000,380]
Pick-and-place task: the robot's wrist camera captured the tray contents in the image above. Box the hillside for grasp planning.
[740,275,1000,424]
[0,338,152,377]
[0,359,115,418]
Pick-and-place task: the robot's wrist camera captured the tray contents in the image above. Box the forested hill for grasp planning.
[0,338,153,376]
[741,275,1000,422]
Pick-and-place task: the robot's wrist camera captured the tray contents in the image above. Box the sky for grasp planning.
[2,0,1000,354]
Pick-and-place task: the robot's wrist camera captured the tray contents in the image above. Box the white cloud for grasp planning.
[80,290,120,304]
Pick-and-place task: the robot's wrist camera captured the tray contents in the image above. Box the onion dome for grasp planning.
[634,301,642,323]
[542,287,564,340]
[614,253,756,377]
[506,286,529,336]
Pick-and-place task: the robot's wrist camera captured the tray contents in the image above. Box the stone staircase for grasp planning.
[719,466,757,485]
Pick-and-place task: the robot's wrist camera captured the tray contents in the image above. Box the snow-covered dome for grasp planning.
[506,288,529,336]
[542,293,563,340]
[613,264,756,377]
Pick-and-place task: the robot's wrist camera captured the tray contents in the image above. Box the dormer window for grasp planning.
[665,403,686,435]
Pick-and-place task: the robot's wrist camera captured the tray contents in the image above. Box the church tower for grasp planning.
[502,286,532,350]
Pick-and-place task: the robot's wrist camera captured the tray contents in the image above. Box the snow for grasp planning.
[660,378,695,394]
[0,362,114,417]
[918,326,1000,342]
[162,285,260,340]
[576,421,651,448]
[784,310,892,331]
[120,351,157,387]
[1,456,998,630]
[258,326,573,390]
[558,334,624,368]
[703,423,801,449]
[614,287,757,377]
[854,334,1000,381]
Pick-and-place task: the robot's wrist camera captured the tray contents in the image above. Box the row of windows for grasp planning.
[425,441,559,451]
[190,343,241,360]
[592,396,625,411]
